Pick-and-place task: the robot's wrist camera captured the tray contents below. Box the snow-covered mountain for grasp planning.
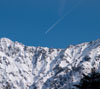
[0,38,100,89]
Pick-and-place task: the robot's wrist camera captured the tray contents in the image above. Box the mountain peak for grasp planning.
[0,37,12,42]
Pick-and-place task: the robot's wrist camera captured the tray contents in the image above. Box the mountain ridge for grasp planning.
[0,37,100,89]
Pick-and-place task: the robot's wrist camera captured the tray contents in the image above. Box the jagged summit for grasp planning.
[0,38,100,89]
[0,37,13,46]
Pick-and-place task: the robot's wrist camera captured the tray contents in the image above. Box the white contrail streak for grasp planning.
[45,0,82,34]
[45,15,66,34]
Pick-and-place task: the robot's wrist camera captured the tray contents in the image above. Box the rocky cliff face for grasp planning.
[0,38,100,89]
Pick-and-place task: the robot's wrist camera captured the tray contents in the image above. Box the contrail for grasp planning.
[45,0,82,34]
[45,15,66,34]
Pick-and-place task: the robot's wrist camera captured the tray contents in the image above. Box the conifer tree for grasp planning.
[74,69,100,89]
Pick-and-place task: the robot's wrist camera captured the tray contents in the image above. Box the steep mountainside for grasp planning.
[0,38,100,89]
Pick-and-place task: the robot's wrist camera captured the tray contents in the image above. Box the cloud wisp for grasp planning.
[58,0,67,17]
[45,0,82,34]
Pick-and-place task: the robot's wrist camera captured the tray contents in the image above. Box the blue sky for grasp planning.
[0,0,100,48]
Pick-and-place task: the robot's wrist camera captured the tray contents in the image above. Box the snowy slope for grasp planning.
[0,38,100,89]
